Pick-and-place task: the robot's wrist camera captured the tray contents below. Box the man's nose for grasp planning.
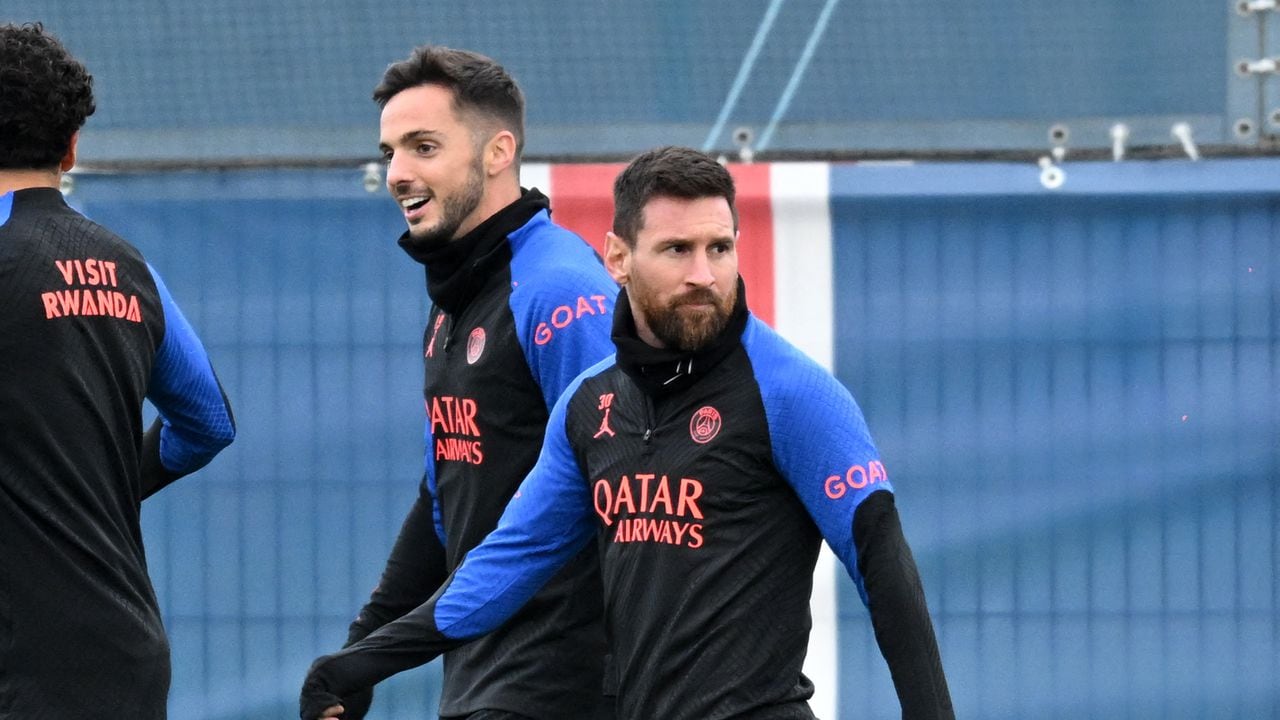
[384,152,413,190]
[686,250,716,287]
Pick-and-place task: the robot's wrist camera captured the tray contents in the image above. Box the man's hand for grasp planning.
[299,580,460,719]
[336,687,373,719]
[300,657,374,719]
[299,657,346,720]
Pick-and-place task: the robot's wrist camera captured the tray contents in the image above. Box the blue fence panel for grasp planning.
[830,162,1280,719]
[75,171,440,719]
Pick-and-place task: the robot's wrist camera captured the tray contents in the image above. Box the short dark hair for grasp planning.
[373,45,525,157]
[611,146,738,247]
[0,23,95,170]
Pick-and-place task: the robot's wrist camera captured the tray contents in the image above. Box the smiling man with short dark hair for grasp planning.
[304,45,618,720]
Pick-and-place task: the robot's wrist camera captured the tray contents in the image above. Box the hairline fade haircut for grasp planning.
[0,22,96,170]
[611,146,739,248]
[373,45,526,159]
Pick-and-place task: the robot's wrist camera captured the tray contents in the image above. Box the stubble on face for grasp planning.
[405,152,486,245]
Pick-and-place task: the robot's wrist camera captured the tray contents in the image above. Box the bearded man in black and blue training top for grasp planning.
[305,46,618,720]
[0,23,236,719]
[303,147,953,719]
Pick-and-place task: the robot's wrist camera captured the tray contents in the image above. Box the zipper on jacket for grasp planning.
[642,395,656,444]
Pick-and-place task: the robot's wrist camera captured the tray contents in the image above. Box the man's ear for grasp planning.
[59,132,79,173]
[484,130,517,177]
[604,232,631,286]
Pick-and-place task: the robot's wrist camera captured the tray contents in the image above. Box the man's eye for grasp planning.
[417,143,436,154]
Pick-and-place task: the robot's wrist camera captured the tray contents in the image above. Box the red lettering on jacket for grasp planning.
[40,289,141,322]
[593,473,705,548]
[677,477,704,519]
[533,294,610,346]
[428,396,484,465]
[42,259,137,322]
[429,396,481,437]
[425,313,446,358]
[593,393,616,438]
[54,258,119,287]
[823,460,888,500]
[611,517,704,549]
[434,437,484,465]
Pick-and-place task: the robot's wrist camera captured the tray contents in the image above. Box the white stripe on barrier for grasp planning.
[771,162,838,719]
[520,163,552,196]
[772,162,833,367]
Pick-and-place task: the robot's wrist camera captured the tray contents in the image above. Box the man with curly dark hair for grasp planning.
[0,23,236,719]
[0,23,96,170]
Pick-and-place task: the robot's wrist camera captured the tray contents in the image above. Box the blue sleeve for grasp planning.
[744,319,891,605]
[509,245,618,410]
[145,265,235,474]
[420,417,447,547]
[433,372,598,638]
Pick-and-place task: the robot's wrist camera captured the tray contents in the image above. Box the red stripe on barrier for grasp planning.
[549,164,625,257]
[727,163,774,326]
[549,162,774,325]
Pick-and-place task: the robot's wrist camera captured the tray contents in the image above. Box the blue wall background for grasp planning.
[64,159,1279,719]
[829,162,1279,719]
[76,173,442,718]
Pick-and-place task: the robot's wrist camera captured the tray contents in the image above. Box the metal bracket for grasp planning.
[1110,123,1130,161]
[1037,156,1065,189]
[1236,57,1280,75]
[1237,0,1277,15]
[1171,122,1202,160]
[1228,0,1267,144]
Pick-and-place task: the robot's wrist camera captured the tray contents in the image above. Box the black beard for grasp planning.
[639,284,736,353]
[404,159,485,246]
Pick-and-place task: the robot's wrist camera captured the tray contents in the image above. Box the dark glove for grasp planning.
[300,568,470,719]
[333,625,376,719]
[338,687,373,720]
[299,656,345,720]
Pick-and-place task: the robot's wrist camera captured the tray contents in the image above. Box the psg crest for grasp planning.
[689,406,722,444]
[466,327,486,364]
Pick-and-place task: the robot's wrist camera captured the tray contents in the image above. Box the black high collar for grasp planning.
[611,276,749,397]
[10,186,68,208]
[398,188,550,313]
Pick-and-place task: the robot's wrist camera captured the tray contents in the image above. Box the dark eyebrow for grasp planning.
[655,235,735,249]
[379,129,440,152]
[400,129,439,143]
[654,237,691,249]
